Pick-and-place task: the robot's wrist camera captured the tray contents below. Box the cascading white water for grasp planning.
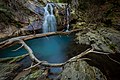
[42,3,57,33]
[66,7,70,32]
[66,5,70,32]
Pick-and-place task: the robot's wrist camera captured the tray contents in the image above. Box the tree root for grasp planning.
[1,30,120,70]
[0,29,82,49]
[18,39,112,68]
[12,44,24,51]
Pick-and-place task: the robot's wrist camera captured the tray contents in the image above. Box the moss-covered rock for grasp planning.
[76,27,120,53]
[0,54,28,63]
[19,69,47,80]
[0,63,20,80]
[59,60,106,80]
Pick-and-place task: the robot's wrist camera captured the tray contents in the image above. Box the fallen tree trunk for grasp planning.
[1,29,117,68]
[19,39,65,67]
[8,39,110,68]
[0,29,82,49]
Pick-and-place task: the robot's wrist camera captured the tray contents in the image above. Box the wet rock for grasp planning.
[76,27,120,53]
[59,60,106,80]
[24,1,44,15]
[19,69,47,80]
[54,3,67,31]
[25,20,42,31]
[0,63,20,80]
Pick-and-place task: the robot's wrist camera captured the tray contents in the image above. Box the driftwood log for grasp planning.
[1,29,118,70]
[18,39,112,70]
[9,39,111,69]
[0,29,82,49]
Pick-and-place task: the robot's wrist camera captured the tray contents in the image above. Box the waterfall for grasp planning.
[64,4,70,32]
[42,3,57,33]
[66,6,70,32]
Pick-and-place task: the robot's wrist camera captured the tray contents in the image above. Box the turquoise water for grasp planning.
[0,35,73,63]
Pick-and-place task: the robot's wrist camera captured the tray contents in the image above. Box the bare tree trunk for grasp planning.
[0,29,82,49]
[9,39,110,69]
[1,29,117,70]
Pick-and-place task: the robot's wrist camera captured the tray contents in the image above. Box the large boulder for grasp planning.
[0,63,20,80]
[59,60,106,80]
[76,27,120,53]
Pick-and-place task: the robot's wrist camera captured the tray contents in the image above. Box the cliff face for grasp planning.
[0,0,67,38]
[70,0,120,25]
[64,0,120,53]
[0,0,119,38]
[0,0,29,38]
[69,0,120,80]
[0,0,46,38]
[0,0,120,80]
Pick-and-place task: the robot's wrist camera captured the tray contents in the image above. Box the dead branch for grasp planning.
[106,55,120,65]
[22,40,109,68]
[19,39,65,67]
[2,29,119,69]
[19,39,111,68]
[0,37,112,68]
[24,62,41,71]
[12,44,24,51]
[13,39,91,68]
[0,29,82,49]
[2,36,119,72]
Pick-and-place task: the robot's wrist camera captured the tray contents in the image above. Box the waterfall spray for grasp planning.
[42,3,57,33]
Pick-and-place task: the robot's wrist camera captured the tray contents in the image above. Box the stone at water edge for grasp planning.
[0,63,20,80]
[59,60,107,80]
